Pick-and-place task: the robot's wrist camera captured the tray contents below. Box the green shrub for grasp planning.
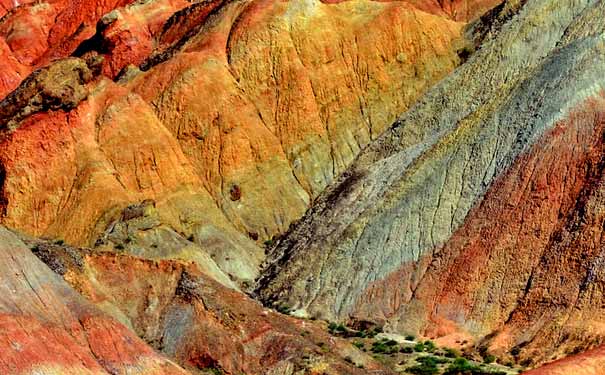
[483,353,496,364]
[424,340,437,352]
[414,342,426,352]
[444,358,474,374]
[416,356,449,366]
[406,360,439,375]
[400,346,414,354]
[405,334,416,341]
[328,322,347,335]
[443,357,506,375]
[371,341,398,355]
[444,347,460,358]
[355,330,367,338]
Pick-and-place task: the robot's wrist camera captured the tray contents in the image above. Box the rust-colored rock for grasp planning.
[0,226,187,374]
[27,237,395,375]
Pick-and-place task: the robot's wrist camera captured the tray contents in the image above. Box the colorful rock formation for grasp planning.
[257,0,605,370]
[25,236,395,375]
[6,0,605,373]
[0,226,188,374]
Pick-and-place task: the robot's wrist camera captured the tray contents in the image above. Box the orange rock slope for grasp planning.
[0,0,476,286]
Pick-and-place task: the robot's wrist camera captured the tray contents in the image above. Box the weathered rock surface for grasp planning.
[0,226,188,374]
[0,0,136,98]
[257,0,605,369]
[16,0,605,373]
[0,0,476,285]
[26,237,395,375]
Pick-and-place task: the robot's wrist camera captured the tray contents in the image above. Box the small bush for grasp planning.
[444,347,460,358]
[371,341,399,355]
[414,342,426,352]
[483,353,496,364]
[406,361,439,375]
[344,356,354,364]
[416,356,449,366]
[355,330,367,338]
[328,322,347,335]
[424,340,437,352]
[405,334,416,341]
[400,346,414,354]
[444,358,475,374]
[443,357,505,375]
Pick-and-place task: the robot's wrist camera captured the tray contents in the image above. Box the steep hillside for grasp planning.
[24,236,395,375]
[0,0,479,288]
[0,226,187,374]
[8,0,605,373]
[257,0,605,369]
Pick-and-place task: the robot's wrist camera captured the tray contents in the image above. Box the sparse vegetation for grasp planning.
[401,346,414,354]
[371,339,399,355]
[424,340,437,352]
[444,348,460,358]
[482,353,496,364]
[275,304,291,314]
[443,357,506,375]
[414,342,426,352]
[204,367,223,375]
[407,357,439,375]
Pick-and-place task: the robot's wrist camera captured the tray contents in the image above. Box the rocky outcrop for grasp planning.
[26,236,395,375]
[0,226,188,374]
[257,0,605,368]
[0,0,136,98]
[0,57,94,128]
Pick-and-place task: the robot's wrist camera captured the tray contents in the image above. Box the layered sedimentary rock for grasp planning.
[257,0,605,368]
[0,226,187,374]
[0,0,475,288]
[26,237,394,375]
